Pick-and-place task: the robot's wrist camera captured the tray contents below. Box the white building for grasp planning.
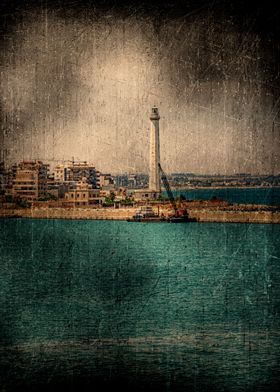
[149,107,161,194]
[132,107,162,201]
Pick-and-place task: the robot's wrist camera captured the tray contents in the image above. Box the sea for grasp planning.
[0,188,279,391]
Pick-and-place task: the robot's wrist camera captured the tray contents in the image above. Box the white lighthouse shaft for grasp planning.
[149,107,161,193]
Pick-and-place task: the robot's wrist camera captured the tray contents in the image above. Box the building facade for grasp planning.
[12,161,49,201]
[0,162,5,192]
[54,163,67,182]
[99,173,114,188]
[65,162,100,188]
[64,177,102,207]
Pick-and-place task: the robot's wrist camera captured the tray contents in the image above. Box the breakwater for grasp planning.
[1,205,279,223]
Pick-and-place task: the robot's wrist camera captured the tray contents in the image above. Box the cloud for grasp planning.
[0,6,279,174]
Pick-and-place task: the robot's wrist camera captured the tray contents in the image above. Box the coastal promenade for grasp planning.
[1,203,279,223]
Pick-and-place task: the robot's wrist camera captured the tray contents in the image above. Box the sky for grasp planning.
[0,0,279,174]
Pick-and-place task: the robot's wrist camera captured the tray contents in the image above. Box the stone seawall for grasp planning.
[0,207,136,220]
[0,207,280,223]
[188,209,280,224]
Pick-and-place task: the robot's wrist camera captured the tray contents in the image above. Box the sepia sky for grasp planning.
[0,0,280,174]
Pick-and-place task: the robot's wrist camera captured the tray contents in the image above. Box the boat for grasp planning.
[127,205,164,222]
[127,205,195,223]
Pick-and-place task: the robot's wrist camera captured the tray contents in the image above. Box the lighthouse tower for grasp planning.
[149,107,161,194]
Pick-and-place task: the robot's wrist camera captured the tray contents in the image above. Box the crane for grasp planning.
[158,163,177,214]
[158,163,188,220]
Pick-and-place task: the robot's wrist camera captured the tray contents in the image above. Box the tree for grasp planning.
[109,192,116,201]
[38,193,58,201]
[15,199,30,208]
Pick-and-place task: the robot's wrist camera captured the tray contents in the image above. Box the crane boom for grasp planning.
[158,163,177,213]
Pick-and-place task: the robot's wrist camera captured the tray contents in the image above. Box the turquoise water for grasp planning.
[170,187,280,206]
[0,219,280,391]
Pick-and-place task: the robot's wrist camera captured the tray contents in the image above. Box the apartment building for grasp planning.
[12,161,49,201]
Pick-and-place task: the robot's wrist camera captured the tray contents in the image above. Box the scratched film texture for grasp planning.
[0,1,280,392]
[0,0,279,173]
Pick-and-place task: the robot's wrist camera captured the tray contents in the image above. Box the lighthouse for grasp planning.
[149,107,161,194]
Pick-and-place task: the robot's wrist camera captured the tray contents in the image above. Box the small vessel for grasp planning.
[127,205,165,222]
[127,205,193,223]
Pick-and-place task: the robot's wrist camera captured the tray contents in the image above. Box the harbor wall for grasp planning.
[0,206,280,223]
[188,209,280,224]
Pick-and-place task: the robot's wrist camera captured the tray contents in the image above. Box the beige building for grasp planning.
[99,173,114,188]
[54,161,100,188]
[133,189,159,201]
[64,178,102,207]
[12,161,49,201]
[54,163,66,182]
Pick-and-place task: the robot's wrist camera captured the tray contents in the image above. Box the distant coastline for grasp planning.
[171,185,280,190]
